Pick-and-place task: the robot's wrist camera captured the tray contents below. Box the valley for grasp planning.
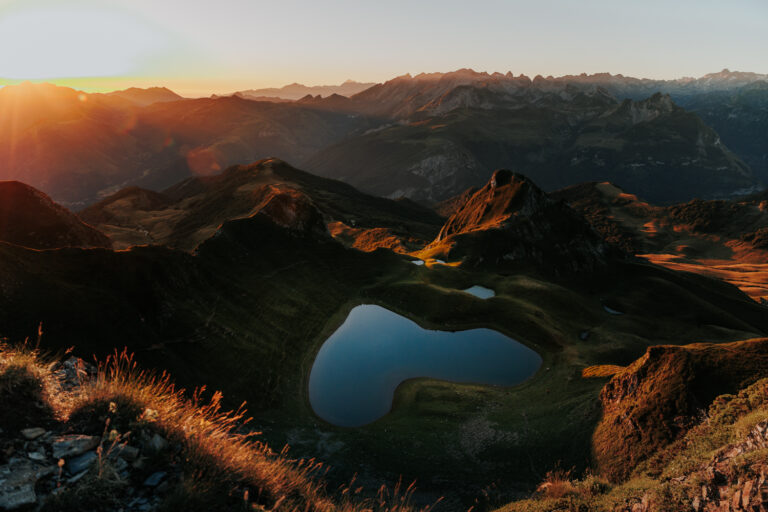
[2,157,768,509]
[1,61,767,512]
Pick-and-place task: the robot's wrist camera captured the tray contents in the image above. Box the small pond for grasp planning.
[463,285,495,299]
[309,305,542,427]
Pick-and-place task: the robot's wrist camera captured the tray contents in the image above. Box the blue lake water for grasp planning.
[309,305,542,427]
[463,285,495,299]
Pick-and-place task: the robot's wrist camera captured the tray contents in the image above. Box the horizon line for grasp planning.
[1,67,767,98]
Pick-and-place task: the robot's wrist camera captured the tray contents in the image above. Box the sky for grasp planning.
[0,0,766,97]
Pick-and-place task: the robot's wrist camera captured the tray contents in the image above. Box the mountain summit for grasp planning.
[420,170,612,274]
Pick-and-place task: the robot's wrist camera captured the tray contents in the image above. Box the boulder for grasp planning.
[51,435,100,459]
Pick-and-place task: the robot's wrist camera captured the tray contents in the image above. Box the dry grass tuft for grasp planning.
[1,345,434,512]
[0,340,70,429]
[535,468,576,499]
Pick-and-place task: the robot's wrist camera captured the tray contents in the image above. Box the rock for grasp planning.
[0,461,54,510]
[146,434,168,454]
[742,480,753,507]
[732,489,742,508]
[143,471,167,487]
[51,435,100,459]
[118,445,139,461]
[19,428,45,440]
[111,457,128,473]
[66,451,97,474]
[579,330,590,341]
[67,469,88,484]
[26,451,46,462]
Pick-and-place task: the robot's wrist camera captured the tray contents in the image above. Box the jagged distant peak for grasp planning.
[701,68,767,80]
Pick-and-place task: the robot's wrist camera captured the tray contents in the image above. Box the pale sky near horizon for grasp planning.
[0,0,765,96]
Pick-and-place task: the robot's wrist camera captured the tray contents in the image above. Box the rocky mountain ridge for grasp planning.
[419,169,613,274]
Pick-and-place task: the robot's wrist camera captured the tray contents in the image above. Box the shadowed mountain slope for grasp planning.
[0,181,110,249]
[306,90,755,203]
[0,83,378,207]
[419,170,613,274]
[80,158,444,251]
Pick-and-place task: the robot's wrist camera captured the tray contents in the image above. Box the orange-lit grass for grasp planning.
[0,340,74,423]
[581,365,624,379]
[78,349,329,510]
[328,221,409,254]
[1,345,432,512]
[641,253,768,302]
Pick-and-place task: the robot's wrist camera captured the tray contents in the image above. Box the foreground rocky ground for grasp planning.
[0,357,175,510]
[0,345,428,512]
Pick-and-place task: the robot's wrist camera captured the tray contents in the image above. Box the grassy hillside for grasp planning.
[0,343,430,511]
[553,181,768,303]
[3,168,768,507]
[80,159,443,251]
[496,344,768,512]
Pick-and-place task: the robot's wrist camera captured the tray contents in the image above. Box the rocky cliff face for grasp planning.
[593,338,768,482]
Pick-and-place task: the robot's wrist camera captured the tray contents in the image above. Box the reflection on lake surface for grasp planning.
[309,305,542,427]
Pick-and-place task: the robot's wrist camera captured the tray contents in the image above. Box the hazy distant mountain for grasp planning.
[0,82,377,207]
[679,81,768,182]
[339,68,768,119]
[305,87,757,203]
[102,86,183,106]
[2,70,766,209]
[233,79,376,101]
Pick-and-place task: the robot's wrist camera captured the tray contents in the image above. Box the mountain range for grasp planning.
[1,69,766,208]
